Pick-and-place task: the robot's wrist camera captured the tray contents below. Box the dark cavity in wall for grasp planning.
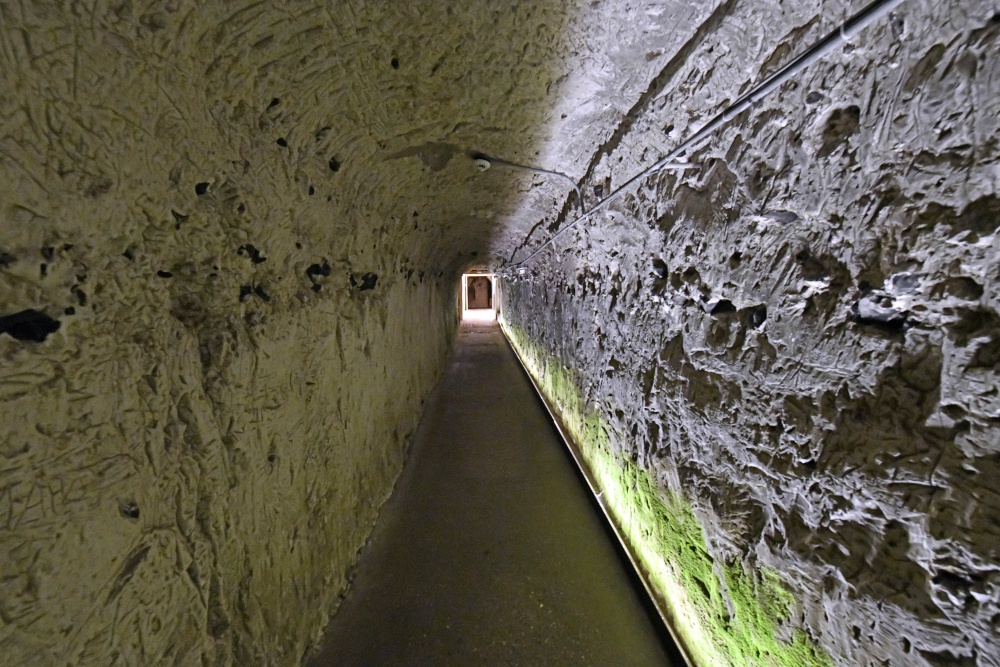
[0,309,61,342]
[350,272,378,291]
[818,105,861,157]
[307,260,331,291]
[238,244,268,264]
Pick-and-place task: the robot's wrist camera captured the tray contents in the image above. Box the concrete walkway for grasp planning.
[305,321,677,666]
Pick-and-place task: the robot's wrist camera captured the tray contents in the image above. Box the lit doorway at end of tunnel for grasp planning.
[462,273,496,322]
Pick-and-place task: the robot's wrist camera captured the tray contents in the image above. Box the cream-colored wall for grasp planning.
[0,3,463,663]
[1,263,453,665]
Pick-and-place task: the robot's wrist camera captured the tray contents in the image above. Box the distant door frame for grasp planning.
[462,273,496,320]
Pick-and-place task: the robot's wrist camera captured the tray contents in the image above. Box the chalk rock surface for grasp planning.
[501,1,1000,665]
[2,0,999,666]
[0,1,710,664]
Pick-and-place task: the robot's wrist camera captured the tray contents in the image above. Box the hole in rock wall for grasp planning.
[461,273,496,322]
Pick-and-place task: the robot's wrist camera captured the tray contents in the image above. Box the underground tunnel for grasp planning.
[1,0,999,665]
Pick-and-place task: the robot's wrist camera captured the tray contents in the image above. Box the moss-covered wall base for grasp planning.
[502,319,831,667]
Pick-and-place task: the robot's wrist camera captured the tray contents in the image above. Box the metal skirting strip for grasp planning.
[499,322,696,667]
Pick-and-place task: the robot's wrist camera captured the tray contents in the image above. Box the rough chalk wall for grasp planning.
[2,277,452,666]
[0,2,470,665]
[0,2,756,663]
[501,1,1000,665]
[5,0,999,663]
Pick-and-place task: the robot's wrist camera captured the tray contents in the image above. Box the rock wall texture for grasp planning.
[4,0,998,665]
[0,0,728,662]
[0,2,740,663]
[0,2,476,665]
[500,1,1000,666]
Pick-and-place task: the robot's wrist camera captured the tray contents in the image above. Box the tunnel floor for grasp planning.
[305,321,677,667]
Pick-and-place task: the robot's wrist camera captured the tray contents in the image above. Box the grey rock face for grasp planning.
[501,1,1000,665]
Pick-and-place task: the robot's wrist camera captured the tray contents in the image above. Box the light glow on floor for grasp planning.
[463,308,496,322]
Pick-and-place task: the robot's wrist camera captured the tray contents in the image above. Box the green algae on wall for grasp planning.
[501,319,833,667]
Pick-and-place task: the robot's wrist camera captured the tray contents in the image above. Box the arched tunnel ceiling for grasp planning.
[6,1,1000,665]
[0,0,728,280]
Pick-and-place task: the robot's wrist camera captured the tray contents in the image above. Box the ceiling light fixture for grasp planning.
[472,153,584,211]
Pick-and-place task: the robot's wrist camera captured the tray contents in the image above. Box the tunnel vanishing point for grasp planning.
[2,0,999,665]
